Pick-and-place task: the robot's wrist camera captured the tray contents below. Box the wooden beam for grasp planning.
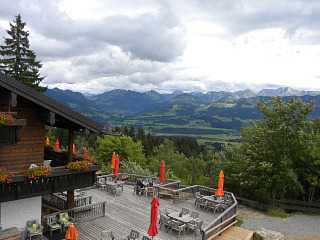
[68,129,74,164]
[67,190,74,210]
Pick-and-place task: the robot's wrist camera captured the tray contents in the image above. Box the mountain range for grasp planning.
[44,87,320,147]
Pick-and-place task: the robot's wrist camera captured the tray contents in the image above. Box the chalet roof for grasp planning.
[0,72,104,133]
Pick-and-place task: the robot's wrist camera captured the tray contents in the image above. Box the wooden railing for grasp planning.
[201,192,237,240]
[42,201,107,226]
[283,200,320,214]
[0,165,100,203]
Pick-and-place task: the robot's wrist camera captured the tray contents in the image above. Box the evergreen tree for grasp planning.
[0,14,46,92]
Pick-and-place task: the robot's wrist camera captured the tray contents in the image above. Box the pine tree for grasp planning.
[0,14,47,92]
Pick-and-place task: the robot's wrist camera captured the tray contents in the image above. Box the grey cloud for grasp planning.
[1,0,186,62]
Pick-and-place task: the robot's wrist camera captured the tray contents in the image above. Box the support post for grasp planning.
[67,129,75,210]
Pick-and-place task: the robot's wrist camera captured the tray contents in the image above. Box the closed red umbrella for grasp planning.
[65,223,79,240]
[55,140,59,152]
[159,161,165,182]
[147,196,160,239]
[113,155,119,181]
[215,170,225,197]
[110,152,115,169]
[84,147,87,157]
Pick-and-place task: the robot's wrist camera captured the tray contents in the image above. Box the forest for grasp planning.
[46,96,320,206]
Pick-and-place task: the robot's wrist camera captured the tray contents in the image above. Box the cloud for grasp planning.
[1,0,320,94]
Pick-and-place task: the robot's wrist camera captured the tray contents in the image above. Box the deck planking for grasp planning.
[74,185,221,240]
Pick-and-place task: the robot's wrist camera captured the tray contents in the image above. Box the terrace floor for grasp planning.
[72,184,221,240]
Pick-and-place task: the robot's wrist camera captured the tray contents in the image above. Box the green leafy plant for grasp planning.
[0,168,14,183]
[67,160,92,171]
[0,113,13,126]
[23,166,52,179]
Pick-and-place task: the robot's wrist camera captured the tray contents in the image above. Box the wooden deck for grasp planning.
[74,185,221,240]
[215,226,253,240]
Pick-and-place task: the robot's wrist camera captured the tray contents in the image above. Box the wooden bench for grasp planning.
[0,227,21,240]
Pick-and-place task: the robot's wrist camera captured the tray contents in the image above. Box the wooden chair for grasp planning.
[181,208,189,215]
[111,186,122,196]
[133,185,142,196]
[98,177,107,191]
[58,212,74,232]
[191,211,199,219]
[127,229,140,240]
[145,187,154,197]
[196,198,207,210]
[159,214,170,232]
[206,201,221,214]
[26,219,43,240]
[187,219,203,236]
[142,236,151,240]
[169,220,186,239]
[45,214,62,236]
[101,230,115,240]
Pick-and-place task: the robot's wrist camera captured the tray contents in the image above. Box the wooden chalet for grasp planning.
[0,72,104,237]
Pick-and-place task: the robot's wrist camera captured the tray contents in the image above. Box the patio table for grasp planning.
[202,196,224,204]
[168,212,194,224]
[106,181,125,191]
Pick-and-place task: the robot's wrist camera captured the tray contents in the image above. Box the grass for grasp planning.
[235,217,243,227]
[266,207,292,218]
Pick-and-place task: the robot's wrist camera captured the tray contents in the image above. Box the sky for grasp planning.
[1,0,320,94]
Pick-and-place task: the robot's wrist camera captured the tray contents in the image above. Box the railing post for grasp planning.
[103,202,106,216]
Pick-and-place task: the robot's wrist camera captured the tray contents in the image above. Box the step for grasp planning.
[215,226,254,240]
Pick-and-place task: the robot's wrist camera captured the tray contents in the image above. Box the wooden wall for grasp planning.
[0,88,45,171]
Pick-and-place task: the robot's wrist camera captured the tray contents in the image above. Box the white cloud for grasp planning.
[1,0,320,94]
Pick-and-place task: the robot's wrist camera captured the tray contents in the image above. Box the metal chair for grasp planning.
[45,214,62,236]
[26,219,43,240]
[127,229,140,240]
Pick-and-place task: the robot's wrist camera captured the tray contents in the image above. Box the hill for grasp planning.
[44,87,320,148]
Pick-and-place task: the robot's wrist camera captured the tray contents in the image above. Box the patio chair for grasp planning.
[133,185,142,196]
[206,201,221,214]
[196,198,207,210]
[159,214,170,232]
[45,214,62,236]
[191,211,199,219]
[98,177,107,191]
[187,219,203,237]
[58,212,74,232]
[26,219,43,240]
[142,236,151,240]
[111,186,122,196]
[169,220,186,239]
[181,208,189,215]
[145,187,154,197]
[101,229,115,240]
[127,229,140,240]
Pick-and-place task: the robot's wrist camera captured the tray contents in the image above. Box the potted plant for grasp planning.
[67,160,92,171]
[0,168,14,183]
[0,113,13,126]
[23,166,52,179]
